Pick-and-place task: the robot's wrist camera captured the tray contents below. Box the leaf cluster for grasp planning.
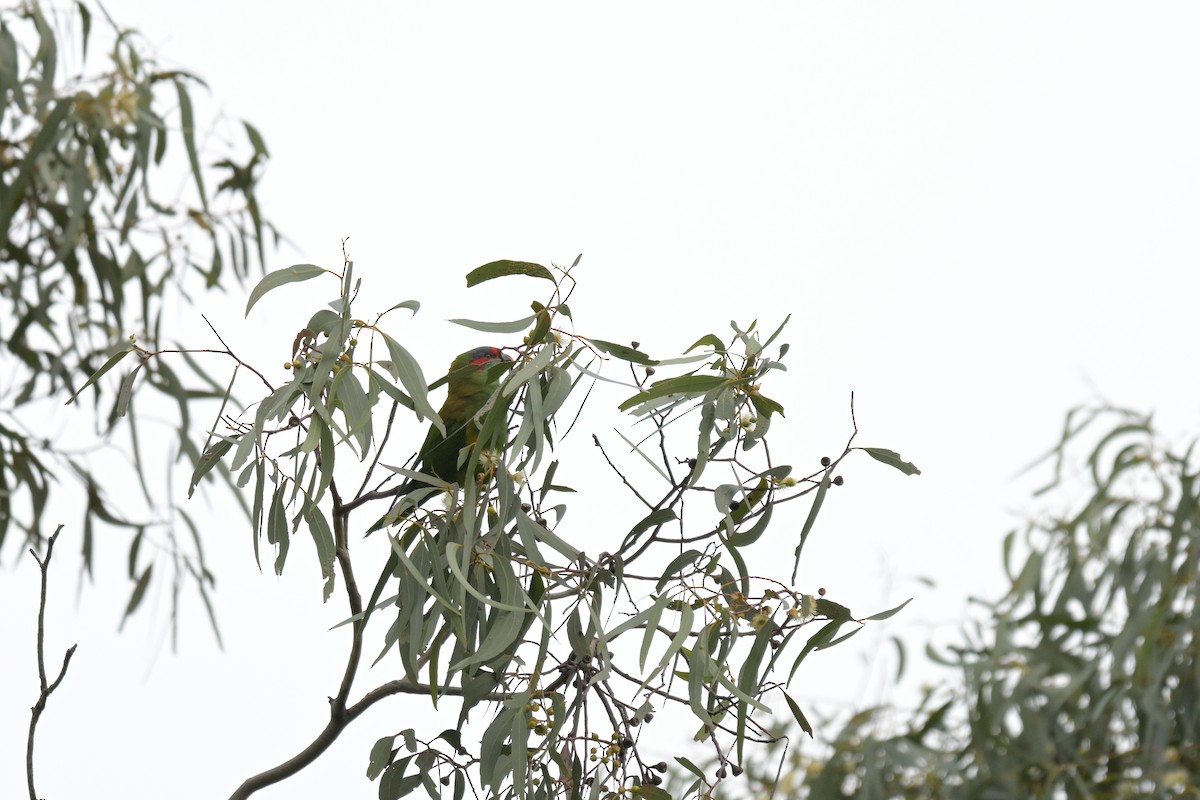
[183,256,920,799]
[726,407,1200,799]
[0,1,276,638]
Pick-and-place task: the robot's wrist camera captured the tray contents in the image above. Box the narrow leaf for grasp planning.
[783,692,814,737]
[448,314,537,334]
[862,597,913,622]
[791,474,830,583]
[618,375,728,412]
[65,348,133,405]
[174,78,207,212]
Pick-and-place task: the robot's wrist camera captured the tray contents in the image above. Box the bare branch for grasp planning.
[27,526,78,800]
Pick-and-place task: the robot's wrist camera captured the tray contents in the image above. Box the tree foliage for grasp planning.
[88,254,917,799]
[0,0,274,631]
[727,407,1200,799]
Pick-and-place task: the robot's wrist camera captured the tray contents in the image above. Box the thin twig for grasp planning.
[27,525,78,800]
[593,434,652,508]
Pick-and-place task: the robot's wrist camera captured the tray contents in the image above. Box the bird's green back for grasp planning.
[418,346,511,485]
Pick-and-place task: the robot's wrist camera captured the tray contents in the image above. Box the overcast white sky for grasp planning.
[4,3,1200,798]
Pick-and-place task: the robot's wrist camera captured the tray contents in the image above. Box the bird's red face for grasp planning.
[465,346,512,367]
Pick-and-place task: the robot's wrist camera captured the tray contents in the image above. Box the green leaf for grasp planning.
[639,602,693,693]
[788,618,847,680]
[0,98,72,234]
[816,598,854,621]
[379,333,443,435]
[736,623,774,759]
[332,366,372,455]
[449,313,536,334]
[65,348,133,405]
[685,333,726,354]
[675,756,707,780]
[121,564,154,623]
[244,263,328,316]
[188,437,235,497]
[115,362,144,418]
[623,508,677,549]
[0,25,18,110]
[465,259,555,287]
[636,787,672,800]
[586,338,658,366]
[367,735,396,780]
[727,500,773,547]
[639,593,671,671]
[819,626,863,651]
[791,474,830,583]
[480,705,519,788]
[267,486,288,576]
[243,120,269,158]
[859,447,922,476]
[749,392,785,419]
[303,501,336,602]
[379,757,419,800]
[619,374,729,413]
[173,78,207,213]
[657,550,702,592]
[862,597,913,621]
[783,692,814,737]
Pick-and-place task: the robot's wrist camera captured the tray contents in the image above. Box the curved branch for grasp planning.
[229,489,509,799]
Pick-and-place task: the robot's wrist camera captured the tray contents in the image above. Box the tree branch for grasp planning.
[27,525,77,800]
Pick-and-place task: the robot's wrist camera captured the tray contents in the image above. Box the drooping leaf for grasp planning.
[784,692,814,737]
[367,735,396,781]
[791,474,831,583]
[173,77,207,212]
[120,564,154,623]
[65,348,133,405]
[379,332,443,435]
[859,447,922,476]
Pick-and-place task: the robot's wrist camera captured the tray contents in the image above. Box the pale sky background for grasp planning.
[4,3,1200,798]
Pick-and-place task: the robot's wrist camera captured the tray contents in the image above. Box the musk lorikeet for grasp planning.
[370,346,512,531]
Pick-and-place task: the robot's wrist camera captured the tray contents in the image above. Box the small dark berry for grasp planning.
[536,516,547,526]
[521,502,531,512]
[820,456,831,467]
[818,587,826,596]
[645,366,655,376]
[440,776,451,786]
[687,458,697,469]
[731,765,743,777]
[832,475,844,486]
[716,767,727,779]
[631,341,640,349]
[649,774,663,786]
[644,712,655,723]
[620,738,634,750]
[729,500,740,512]
[654,762,668,773]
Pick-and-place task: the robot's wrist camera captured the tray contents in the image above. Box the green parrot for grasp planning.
[370,346,512,531]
